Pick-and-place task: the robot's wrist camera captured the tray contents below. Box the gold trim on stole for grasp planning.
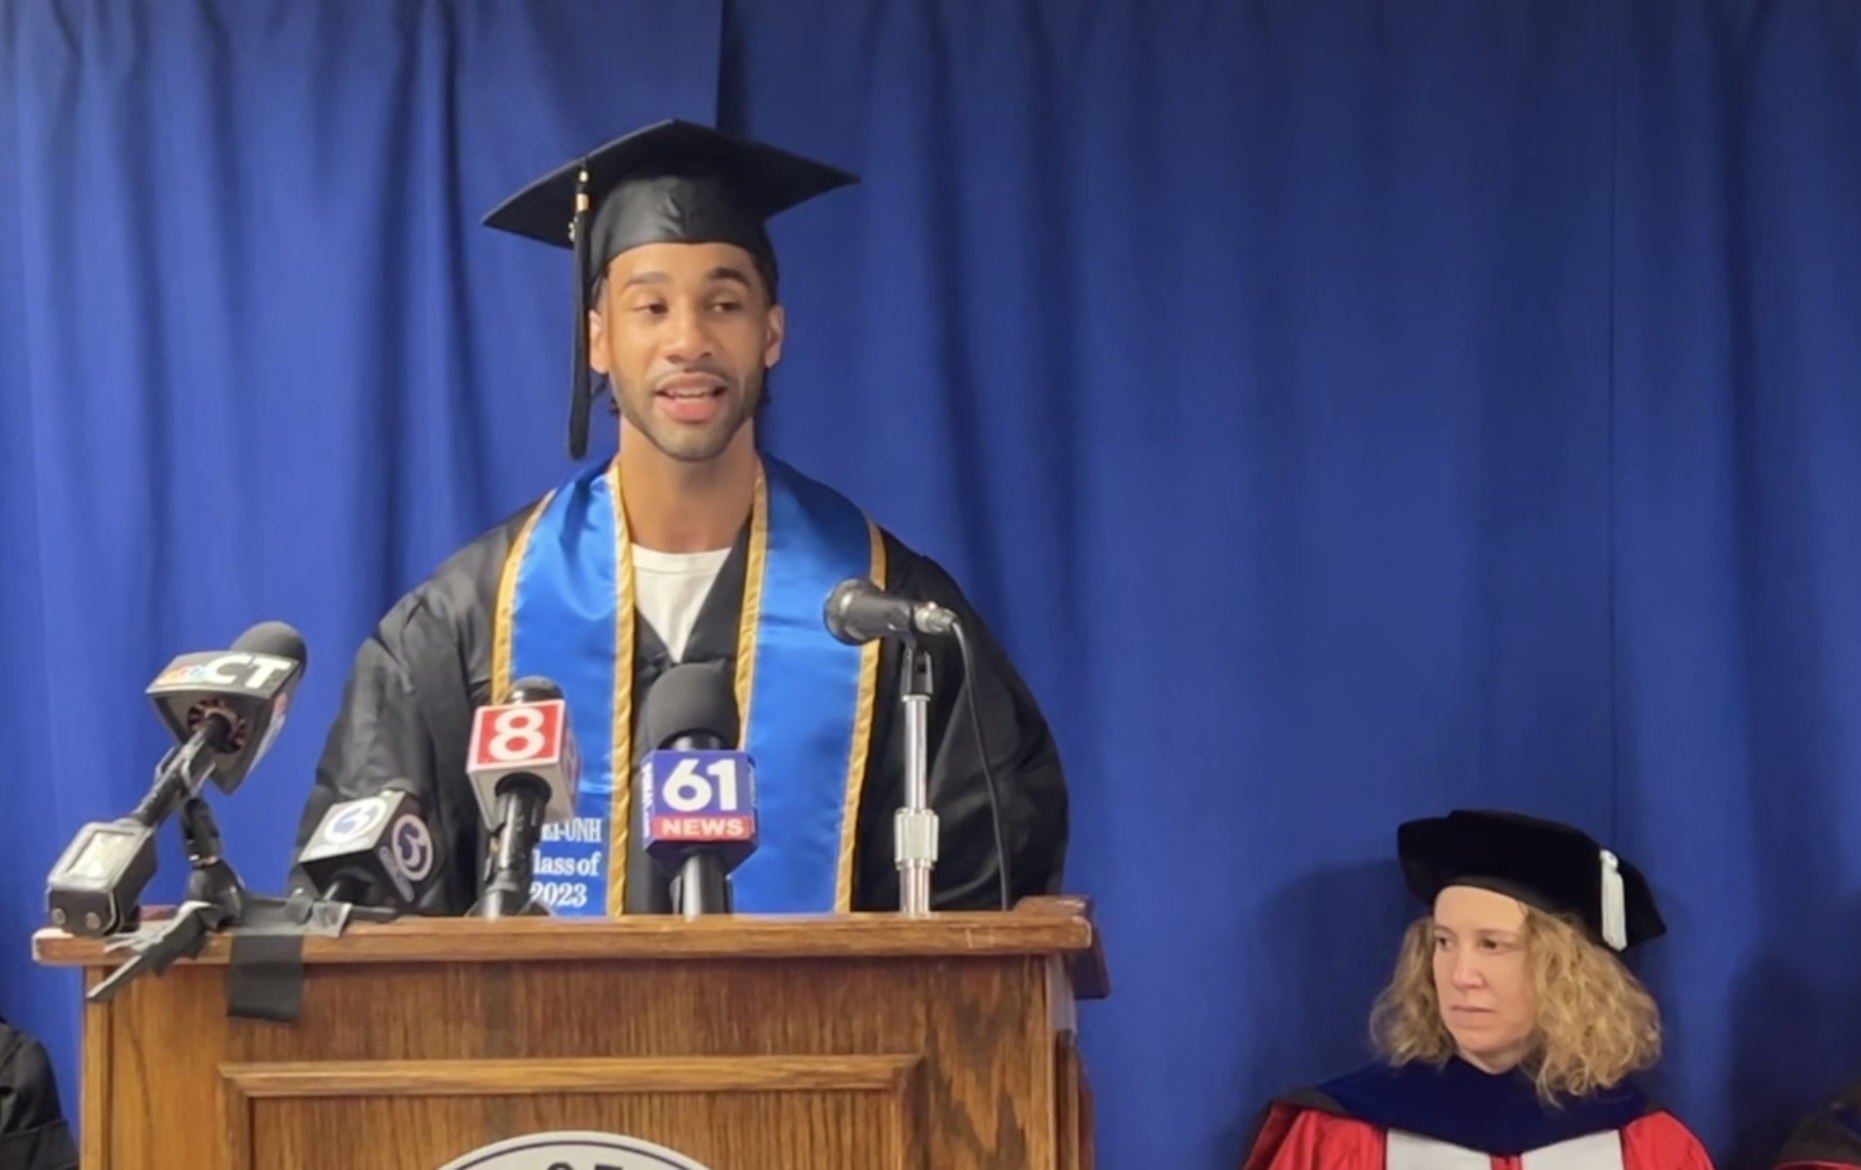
[603,458,637,917]
[490,490,554,710]
[834,518,888,911]
[731,467,771,752]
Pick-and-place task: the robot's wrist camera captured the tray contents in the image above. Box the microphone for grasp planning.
[294,782,438,913]
[44,620,307,938]
[823,578,959,645]
[635,664,756,918]
[143,619,307,799]
[465,676,581,918]
[819,578,1016,915]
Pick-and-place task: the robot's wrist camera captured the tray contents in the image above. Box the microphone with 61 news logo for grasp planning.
[640,749,758,917]
[637,664,759,918]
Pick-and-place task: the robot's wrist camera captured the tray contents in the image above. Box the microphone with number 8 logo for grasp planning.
[636,663,757,919]
[464,676,581,918]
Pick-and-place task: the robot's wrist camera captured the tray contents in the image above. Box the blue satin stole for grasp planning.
[490,455,886,917]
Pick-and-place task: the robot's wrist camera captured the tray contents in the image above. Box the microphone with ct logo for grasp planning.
[45,619,308,938]
[294,782,438,914]
[143,619,308,799]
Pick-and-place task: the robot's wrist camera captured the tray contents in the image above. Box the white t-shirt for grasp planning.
[631,544,731,662]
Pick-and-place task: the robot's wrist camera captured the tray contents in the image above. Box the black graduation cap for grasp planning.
[481,119,859,460]
[1396,809,1667,952]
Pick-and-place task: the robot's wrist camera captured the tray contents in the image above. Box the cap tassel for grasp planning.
[1599,849,1627,951]
[568,162,593,462]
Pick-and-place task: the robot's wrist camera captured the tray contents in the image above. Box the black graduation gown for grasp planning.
[289,498,1069,916]
[0,1015,77,1170]
[1775,1079,1861,1168]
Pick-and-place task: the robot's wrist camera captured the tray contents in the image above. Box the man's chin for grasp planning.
[661,440,733,463]
[640,420,742,464]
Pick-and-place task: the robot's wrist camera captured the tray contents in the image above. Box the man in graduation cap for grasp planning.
[292,119,1068,918]
[1238,810,1713,1170]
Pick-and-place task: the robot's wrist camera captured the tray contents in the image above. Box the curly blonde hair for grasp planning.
[1367,904,1662,1104]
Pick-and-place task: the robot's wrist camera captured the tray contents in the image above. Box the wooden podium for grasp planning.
[33,896,1107,1170]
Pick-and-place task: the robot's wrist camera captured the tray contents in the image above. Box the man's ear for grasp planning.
[588,306,610,376]
[763,301,785,370]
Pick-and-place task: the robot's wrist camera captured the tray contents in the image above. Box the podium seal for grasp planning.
[438,1131,717,1170]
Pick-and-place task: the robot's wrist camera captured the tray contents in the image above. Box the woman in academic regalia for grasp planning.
[1238,809,1715,1170]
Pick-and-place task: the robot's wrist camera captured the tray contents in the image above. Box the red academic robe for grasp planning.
[1238,1057,1713,1170]
[1772,1079,1861,1169]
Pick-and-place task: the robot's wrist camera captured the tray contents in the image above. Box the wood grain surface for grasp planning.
[36,897,1106,1170]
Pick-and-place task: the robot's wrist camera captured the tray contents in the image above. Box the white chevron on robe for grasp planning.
[1387,1128,1627,1170]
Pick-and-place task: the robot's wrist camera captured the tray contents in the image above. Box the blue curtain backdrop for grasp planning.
[3,1,1859,1168]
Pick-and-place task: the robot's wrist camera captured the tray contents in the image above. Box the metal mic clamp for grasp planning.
[88,796,251,1003]
[896,642,939,917]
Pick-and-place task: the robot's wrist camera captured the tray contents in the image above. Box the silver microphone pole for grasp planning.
[895,644,938,916]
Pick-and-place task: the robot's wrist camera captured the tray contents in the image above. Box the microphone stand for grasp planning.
[470,785,552,918]
[89,796,248,1003]
[895,637,939,917]
[310,873,405,923]
[672,854,731,920]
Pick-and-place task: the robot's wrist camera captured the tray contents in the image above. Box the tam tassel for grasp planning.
[1599,848,1627,951]
[568,162,593,462]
